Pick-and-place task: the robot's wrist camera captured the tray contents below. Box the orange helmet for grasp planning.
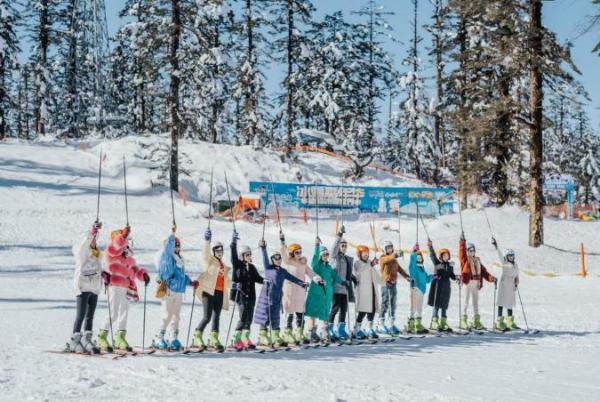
[438,248,451,260]
[287,243,302,255]
[356,245,370,257]
[110,230,123,240]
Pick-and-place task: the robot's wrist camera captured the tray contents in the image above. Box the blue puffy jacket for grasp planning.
[408,251,433,294]
[157,234,191,293]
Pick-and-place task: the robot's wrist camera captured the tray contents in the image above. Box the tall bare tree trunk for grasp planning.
[169,0,181,191]
[35,0,49,137]
[528,0,544,247]
[285,0,294,153]
[66,0,78,138]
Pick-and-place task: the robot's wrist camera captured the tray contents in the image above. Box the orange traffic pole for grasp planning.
[580,242,587,278]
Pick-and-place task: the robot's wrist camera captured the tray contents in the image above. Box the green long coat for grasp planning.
[304,244,344,321]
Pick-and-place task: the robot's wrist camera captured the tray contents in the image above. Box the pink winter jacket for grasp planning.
[104,233,147,288]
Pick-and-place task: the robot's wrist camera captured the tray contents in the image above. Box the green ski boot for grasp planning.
[495,317,507,331]
[505,316,520,330]
[406,318,416,333]
[459,314,469,330]
[96,329,112,352]
[415,317,428,334]
[440,317,452,332]
[472,315,487,331]
[114,330,132,351]
[192,330,205,350]
[209,331,224,352]
[430,317,439,331]
[258,329,271,346]
[272,330,287,347]
[294,327,307,344]
[282,328,296,345]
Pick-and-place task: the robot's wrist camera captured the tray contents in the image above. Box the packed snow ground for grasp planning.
[1,138,599,402]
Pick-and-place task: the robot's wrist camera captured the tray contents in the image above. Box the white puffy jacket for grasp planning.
[72,233,103,295]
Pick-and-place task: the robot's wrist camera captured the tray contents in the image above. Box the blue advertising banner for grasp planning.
[248,181,454,216]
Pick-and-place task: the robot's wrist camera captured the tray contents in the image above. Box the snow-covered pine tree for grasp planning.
[25,0,61,137]
[424,0,451,175]
[113,0,168,136]
[0,0,20,139]
[230,0,271,147]
[269,0,315,152]
[396,0,438,183]
[351,0,397,150]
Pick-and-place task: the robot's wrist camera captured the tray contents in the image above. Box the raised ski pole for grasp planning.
[95,149,103,222]
[224,171,237,232]
[315,189,320,239]
[142,283,148,353]
[457,189,464,234]
[397,199,402,254]
[517,286,531,333]
[184,288,197,353]
[269,175,283,233]
[340,178,345,226]
[458,273,462,330]
[123,156,129,225]
[415,201,420,244]
[418,207,431,241]
[261,189,269,241]
[482,208,494,237]
[207,167,214,229]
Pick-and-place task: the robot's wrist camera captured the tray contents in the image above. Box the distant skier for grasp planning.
[492,237,520,331]
[97,225,150,351]
[191,229,232,352]
[427,240,458,332]
[253,240,307,348]
[458,233,496,330]
[68,221,103,354]
[230,230,264,350]
[352,245,383,340]
[152,228,199,350]
[304,237,346,344]
[407,244,433,334]
[377,240,411,335]
[280,233,318,345]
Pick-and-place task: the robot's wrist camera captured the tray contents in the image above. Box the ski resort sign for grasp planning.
[248,181,454,216]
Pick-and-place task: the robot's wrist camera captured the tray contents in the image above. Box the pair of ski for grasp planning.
[47,348,146,360]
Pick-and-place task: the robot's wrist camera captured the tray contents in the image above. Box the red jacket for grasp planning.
[104,232,147,288]
[458,239,495,288]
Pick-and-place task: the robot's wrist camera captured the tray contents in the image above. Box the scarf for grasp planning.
[467,256,481,276]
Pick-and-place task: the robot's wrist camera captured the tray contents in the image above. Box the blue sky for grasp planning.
[105,0,599,129]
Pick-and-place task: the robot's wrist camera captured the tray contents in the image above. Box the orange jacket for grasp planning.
[458,239,495,288]
[379,253,410,283]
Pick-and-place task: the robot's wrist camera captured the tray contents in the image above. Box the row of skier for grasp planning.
[67,220,521,353]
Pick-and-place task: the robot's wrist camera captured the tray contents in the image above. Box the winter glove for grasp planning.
[232,230,239,243]
[204,229,212,241]
[491,237,497,248]
[279,231,285,244]
[460,231,465,241]
[315,236,322,245]
[371,258,379,267]
[313,276,324,285]
[301,282,308,289]
[143,273,151,286]
[351,275,358,286]
[191,280,199,289]
[258,239,266,249]
[413,243,419,252]
[410,278,415,286]
[338,224,346,236]
[427,239,433,248]
[91,221,102,236]
[395,251,404,259]
[515,277,519,287]
[172,224,177,233]
[122,224,131,238]
[101,271,111,286]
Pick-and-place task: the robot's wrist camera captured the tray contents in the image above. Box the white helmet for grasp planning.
[504,249,516,260]
[380,239,393,252]
[212,241,224,255]
[239,245,252,258]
